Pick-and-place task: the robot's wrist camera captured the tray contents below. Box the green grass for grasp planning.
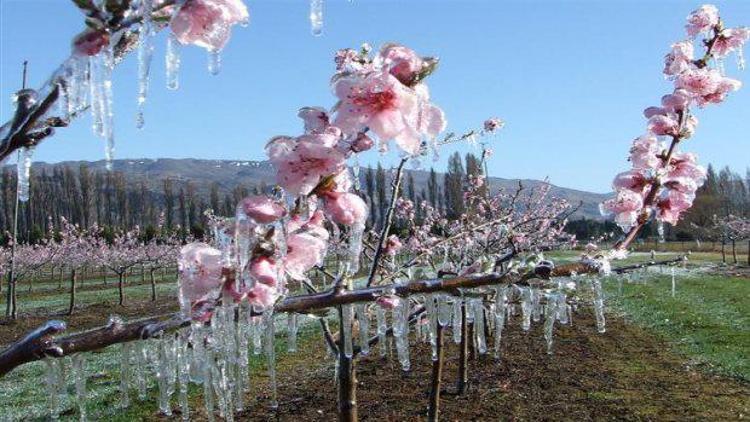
[603,272,750,381]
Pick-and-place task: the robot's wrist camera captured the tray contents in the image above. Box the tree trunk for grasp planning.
[141,265,146,283]
[102,266,107,285]
[337,305,358,422]
[9,275,18,320]
[150,268,157,301]
[58,267,64,289]
[456,302,469,395]
[721,240,726,263]
[731,240,737,264]
[67,269,77,316]
[747,240,749,266]
[428,323,445,422]
[118,271,125,306]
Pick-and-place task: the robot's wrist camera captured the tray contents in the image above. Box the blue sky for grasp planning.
[1,0,749,193]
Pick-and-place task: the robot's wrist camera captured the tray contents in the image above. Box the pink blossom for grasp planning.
[667,152,707,182]
[178,242,224,317]
[612,170,650,193]
[238,195,286,224]
[376,295,401,310]
[656,191,694,225]
[246,283,278,309]
[600,190,644,231]
[384,235,403,256]
[663,41,694,76]
[333,70,445,155]
[647,114,680,136]
[483,118,504,133]
[629,135,663,169]
[661,89,691,111]
[72,29,110,56]
[284,211,329,278]
[712,27,750,57]
[322,192,368,226]
[266,127,347,196]
[643,106,668,119]
[298,106,330,134]
[248,256,281,287]
[375,44,424,86]
[170,0,249,51]
[685,4,719,37]
[350,132,375,153]
[674,68,741,106]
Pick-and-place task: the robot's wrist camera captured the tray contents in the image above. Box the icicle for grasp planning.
[493,287,507,359]
[208,50,222,75]
[45,358,64,421]
[89,55,104,137]
[202,345,216,422]
[657,221,665,243]
[135,0,155,129]
[310,0,324,36]
[119,343,132,408]
[135,341,149,400]
[356,303,370,356]
[166,32,182,90]
[472,300,487,355]
[452,297,463,344]
[531,288,542,322]
[71,354,88,421]
[253,316,264,355]
[235,306,250,413]
[376,305,388,357]
[520,287,532,331]
[671,266,676,298]
[176,334,191,421]
[264,310,279,409]
[16,147,33,202]
[342,304,354,358]
[737,48,746,70]
[543,296,558,354]
[287,312,299,352]
[591,277,606,333]
[556,293,569,325]
[425,295,438,360]
[155,336,177,416]
[347,223,365,274]
[352,156,361,191]
[437,295,452,327]
[392,299,410,371]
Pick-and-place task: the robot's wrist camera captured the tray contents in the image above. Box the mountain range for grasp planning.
[24,158,611,220]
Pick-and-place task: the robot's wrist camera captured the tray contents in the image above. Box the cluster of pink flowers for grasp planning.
[170,0,249,52]
[601,4,745,231]
[332,44,446,155]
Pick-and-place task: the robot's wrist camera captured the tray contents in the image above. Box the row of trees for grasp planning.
[0,220,180,319]
[0,152,489,244]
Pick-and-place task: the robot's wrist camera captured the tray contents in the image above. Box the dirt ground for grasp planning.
[206,311,748,421]
[2,285,748,420]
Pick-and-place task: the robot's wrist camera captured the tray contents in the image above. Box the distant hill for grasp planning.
[25,158,611,220]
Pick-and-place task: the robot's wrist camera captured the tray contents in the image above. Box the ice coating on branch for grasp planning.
[310,0,323,36]
[16,147,33,202]
[166,33,182,90]
[136,0,156,129]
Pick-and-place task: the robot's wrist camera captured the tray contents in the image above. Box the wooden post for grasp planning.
[67,269,77,316]
[427,323,445,422]
[118,269,125,306]
[337,305,358,422]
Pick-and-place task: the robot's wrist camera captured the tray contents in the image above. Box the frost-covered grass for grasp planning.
[604,271,750,381]
[0,314,326,421]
